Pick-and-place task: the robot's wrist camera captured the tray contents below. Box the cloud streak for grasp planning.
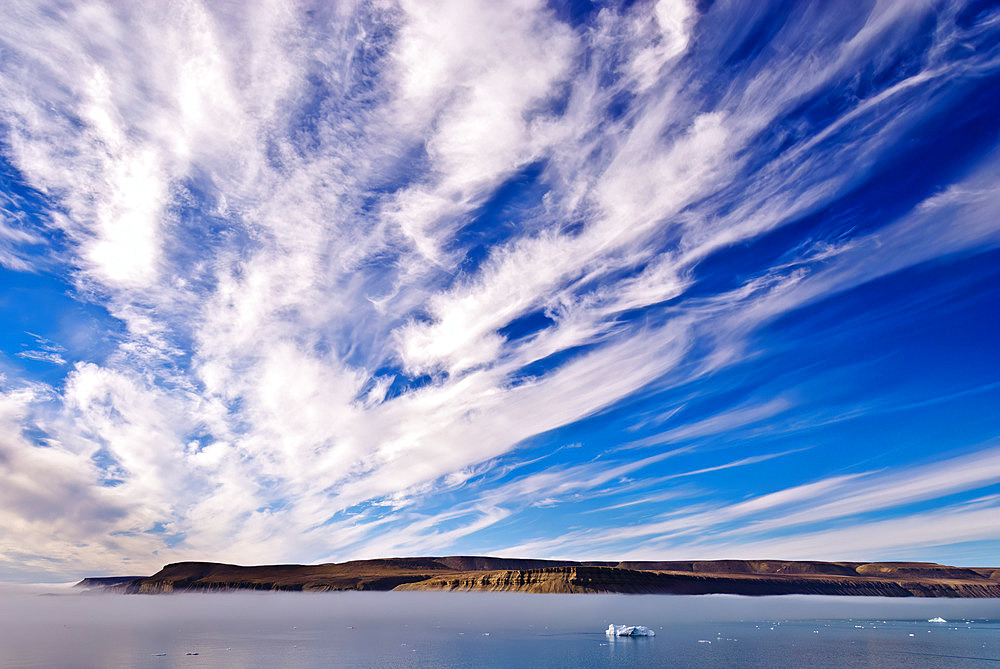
[0,0,998,579]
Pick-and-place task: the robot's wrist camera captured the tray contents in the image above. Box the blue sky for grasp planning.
[0,0,999,581]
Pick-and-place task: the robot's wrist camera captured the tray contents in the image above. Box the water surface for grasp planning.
[1,591,998,668]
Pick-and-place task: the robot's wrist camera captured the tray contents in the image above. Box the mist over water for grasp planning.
[1,592,998,668]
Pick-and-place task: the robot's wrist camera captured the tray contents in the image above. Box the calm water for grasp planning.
[1,591,998,668]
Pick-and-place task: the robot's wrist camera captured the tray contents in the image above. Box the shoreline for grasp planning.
[75,557,1000,598]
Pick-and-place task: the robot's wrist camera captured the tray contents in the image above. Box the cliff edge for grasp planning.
[78,557,1000,597]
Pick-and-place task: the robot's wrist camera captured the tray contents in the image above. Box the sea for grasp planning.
[0,590,998,668]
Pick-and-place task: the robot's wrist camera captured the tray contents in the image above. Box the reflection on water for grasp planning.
[0,591,998,668]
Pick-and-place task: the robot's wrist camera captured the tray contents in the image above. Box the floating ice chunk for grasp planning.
[606,624,655,637]
[928,617,947,623]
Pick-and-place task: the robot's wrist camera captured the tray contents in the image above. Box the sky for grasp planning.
[0,0,998,582]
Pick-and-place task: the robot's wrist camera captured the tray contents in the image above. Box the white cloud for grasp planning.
[0,0,996,578]
[15,332,68,366]
[620,398,794,449]
[384,0,576,263]
[508,443,1000,560]
[15,350,66,366]
[0,382,145,575]
[682,504,1000,562]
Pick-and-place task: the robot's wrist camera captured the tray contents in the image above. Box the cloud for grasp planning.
[506,442,1000,560]
[15,332,68,366]
[0,0,997,578]
[681,503,1000,562]
[15,350,66,366]
[620,398,794,450]
[0,382,137,575]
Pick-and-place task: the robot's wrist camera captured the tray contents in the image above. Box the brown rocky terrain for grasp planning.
[81,557,1000,597]
[74,575,148,591]
[396,564,1000,597]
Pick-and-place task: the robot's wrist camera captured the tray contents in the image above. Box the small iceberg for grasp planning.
[606,624,655,637]
[928,617,947,623]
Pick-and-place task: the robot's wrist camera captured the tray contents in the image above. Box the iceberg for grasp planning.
[606,624,655,637]
[927,617,947,623]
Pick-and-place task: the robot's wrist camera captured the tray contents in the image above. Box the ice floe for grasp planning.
[927,617,947,623]
[606,624,655,637]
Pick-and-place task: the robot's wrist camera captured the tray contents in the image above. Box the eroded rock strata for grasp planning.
[83,558,1000,597]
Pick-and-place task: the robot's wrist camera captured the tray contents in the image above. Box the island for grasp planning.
[76,557,1000,597]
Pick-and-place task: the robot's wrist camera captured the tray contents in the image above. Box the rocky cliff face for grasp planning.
[119,561,441,594]
[73,576,146,592]
[395,565,1000,597]
[78,557,1000,598]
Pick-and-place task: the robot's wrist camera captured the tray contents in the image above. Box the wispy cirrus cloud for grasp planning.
[0,0,998,579]
[503,441,1000,560]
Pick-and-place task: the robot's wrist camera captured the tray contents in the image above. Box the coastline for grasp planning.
[76,557,1000,598]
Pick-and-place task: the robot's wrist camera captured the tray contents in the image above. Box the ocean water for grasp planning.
[0,591,998,668]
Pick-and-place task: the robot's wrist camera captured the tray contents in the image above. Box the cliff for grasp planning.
[395,565,1000,597]
[73,575,146,591]
[79,557,1000,597]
